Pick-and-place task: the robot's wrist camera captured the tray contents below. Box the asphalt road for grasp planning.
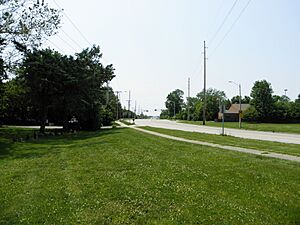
[135,119,300,145]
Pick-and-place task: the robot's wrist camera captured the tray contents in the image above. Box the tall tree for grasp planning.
[0,0,61,81]
[197,88,226,121]
[165,89,184,117]
[20,48,66,132]
[19,46,115,132]
[185,97,203,121]
[250,80,274,121]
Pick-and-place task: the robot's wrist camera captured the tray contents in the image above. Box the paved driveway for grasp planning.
[135,119,300,145]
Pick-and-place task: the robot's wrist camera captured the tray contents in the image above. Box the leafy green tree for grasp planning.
[185,97,203,121]
[19,46,115,132]
[0,0,61,81]
[0,78,30,124]
[165,89,184,118]
[250,80,274,122]
[159,109,169,119]
[20,48,66,132]
[290,94,300,121]
[197,88,226,121]
[243,105,259,122]
[69,46,115,130]
[99,86,122,123]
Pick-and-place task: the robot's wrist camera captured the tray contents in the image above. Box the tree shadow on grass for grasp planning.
[0,140,13,159]
[0,128,122,160]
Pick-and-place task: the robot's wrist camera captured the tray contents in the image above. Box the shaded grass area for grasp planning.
[0,127,300,224]
[0,127,38,159]
[141,126,300,157]
[178,120,300,134]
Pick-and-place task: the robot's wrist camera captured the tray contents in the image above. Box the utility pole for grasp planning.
[134,101,137,120]
[239,83,242,128]
[114,91,122,120]
[187,77,190,121]
[203,40,207,125]
[127,90,131,118]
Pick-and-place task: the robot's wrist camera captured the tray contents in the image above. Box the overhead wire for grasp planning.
[52,0,92,46]
[52,0,112,65]
[60,29,82,49]
[46,39,66,54]
[209,0,252,57]
[205,0,226,40]
[56,33,78,52]
[208,0,239,46]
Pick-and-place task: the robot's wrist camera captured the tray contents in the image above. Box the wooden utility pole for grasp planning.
[115,91,122,120]
[127,90,131,118]
[203,41,207,125]
[187,77,190,121]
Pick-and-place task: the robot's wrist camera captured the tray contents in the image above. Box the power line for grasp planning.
[205,0,226,39]
[56,34,78,52]
[52,0,92,46]
[209,0,252,57]
[51,0,112,65]
[208,0,239,46]
[47,39,66,54]
[60,29,83,49]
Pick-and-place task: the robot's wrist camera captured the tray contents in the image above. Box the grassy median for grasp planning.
[178,120,300,134]
[0,127,299,224]
[140,126,300,157]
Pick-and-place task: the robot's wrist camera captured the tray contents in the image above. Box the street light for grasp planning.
[229,80,242,129]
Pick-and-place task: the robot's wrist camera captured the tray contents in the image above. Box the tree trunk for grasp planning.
[39,108,48,133]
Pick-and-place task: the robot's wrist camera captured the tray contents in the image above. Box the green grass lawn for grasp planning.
[140,126,300,157]
[178,120,300,134]
[0,127,300,224]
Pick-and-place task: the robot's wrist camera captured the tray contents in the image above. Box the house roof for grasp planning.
[226,104,250,113]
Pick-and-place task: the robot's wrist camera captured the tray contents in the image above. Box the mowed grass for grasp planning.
[178,120,300,134]
[140,126,300,157]
[0,128,299,224]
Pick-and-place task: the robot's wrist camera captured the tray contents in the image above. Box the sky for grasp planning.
[45,0,300,116]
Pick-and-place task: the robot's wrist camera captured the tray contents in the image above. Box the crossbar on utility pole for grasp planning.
[203,41,207,125]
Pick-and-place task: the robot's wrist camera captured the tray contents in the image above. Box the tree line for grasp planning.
[161,80,300,123]
[0,46,123,131]
[0,0,123,131]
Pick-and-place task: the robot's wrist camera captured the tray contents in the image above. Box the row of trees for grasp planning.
[0,0,123,131]
[0,46,122,131]
[161,80,300,123]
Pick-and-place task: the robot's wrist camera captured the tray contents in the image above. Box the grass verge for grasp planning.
[178,120,300,134]
[0,127,299,224]
[140,126,300,157]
